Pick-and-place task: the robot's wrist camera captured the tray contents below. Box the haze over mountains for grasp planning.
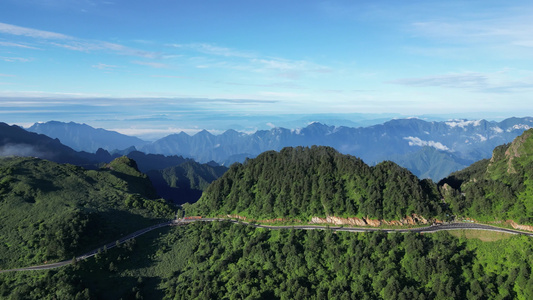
[0,122,227,204]
[26,117,533,180]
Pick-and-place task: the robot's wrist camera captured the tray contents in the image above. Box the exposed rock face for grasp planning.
[310,214,434,227]
[225,215,300,223]
[503,129,532,173]
[508,220,533,232]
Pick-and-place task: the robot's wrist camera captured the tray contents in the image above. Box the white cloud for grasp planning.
[171,42,331,80]
[0,22,160,59]
[0,56,32,62]
[445,120,482,128]
[0,22,71,39]
[388,71,533,93]
[0,41,41,49]
[389,73,488,89]
[171,43,255,58]
[133,61,169,68]
[404,136,450,151]
[507,124,532,132]
[491,127,503,133]
[408,5,533,59]
[92,63,118,70]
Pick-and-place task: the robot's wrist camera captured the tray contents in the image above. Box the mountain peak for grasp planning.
[195,129,213,137]
[503,128,533,173]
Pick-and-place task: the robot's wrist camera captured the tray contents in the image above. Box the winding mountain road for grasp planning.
[1,218,531,273]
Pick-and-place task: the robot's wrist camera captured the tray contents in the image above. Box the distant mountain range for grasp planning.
[22,117,533,180]
[0,122,226,204]
[27,121,149,152]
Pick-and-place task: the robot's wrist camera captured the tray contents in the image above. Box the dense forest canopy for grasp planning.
[441,129,533,224]
[193,146,444,221]
[2,222,533,299]
[0,156,173,269]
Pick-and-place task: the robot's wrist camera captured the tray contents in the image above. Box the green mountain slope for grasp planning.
[390,146,470,181]
[192,146,443,221]
[3,223,533,299]
[0,156,173,269]
[440,128,533,224]
[147,160,228,205]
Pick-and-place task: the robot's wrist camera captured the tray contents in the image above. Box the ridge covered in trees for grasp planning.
[441,128,533,224]
[192,146,444,221]
[2,222,533,299]
[0,156,174,269]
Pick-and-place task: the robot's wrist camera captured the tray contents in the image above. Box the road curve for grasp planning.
[180,218,533,237]
[2,218,532,273]
[0,221,173,274]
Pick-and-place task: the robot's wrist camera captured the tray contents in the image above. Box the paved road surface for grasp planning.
[0,221,172,274]
[2,218,532,273]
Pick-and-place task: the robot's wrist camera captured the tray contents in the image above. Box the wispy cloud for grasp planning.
[0,95,279,106]
[0,22,160,59]
[133,61,169,68]
[388,71,533,93]
[0,41,41,49]
[151,75,187,79]
[389,73,488,89]
[171,42,332,80]
[0,22,71,39]
[0,73,15,77]
[0,56,32,62]
[409,5,533,57]
[171,43,255,58]
[92,63,119,70]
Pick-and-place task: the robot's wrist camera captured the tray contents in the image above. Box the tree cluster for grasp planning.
[194,146,443,221]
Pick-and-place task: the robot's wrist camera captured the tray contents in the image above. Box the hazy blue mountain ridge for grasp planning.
[0,123,226,203]
[140,117,533,180]
[21,117,533,181]
[28,121,149,152]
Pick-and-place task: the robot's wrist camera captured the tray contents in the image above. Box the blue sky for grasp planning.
[1,0,533,138]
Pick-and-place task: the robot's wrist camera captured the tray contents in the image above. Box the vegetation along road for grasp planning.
[1,217,532,273]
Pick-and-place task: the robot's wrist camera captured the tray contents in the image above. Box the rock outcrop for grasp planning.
[309,214,436,227]
[507,220,533,232]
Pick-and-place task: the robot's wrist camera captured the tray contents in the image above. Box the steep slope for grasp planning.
[0,122,92,165]
[147,161,228,205]
[390,147,470,181]
[440,128,533,224]
[27,121,148,152]
[125,151,189,173]
[0,156,173,269]
[192,146,443,221]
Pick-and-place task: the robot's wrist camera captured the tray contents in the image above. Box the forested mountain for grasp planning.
[2,222,533,299]
[440,128,533,225]
[0,123,227,204]
[24,117,533,180]
[0,156,173,269]
[192,146,444,221]
[4,129,533,299]
[0,122,95,165]
[27,121,148,152]
[146,160,228,205]
[390,147,471,181]
[141,117,533,180]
